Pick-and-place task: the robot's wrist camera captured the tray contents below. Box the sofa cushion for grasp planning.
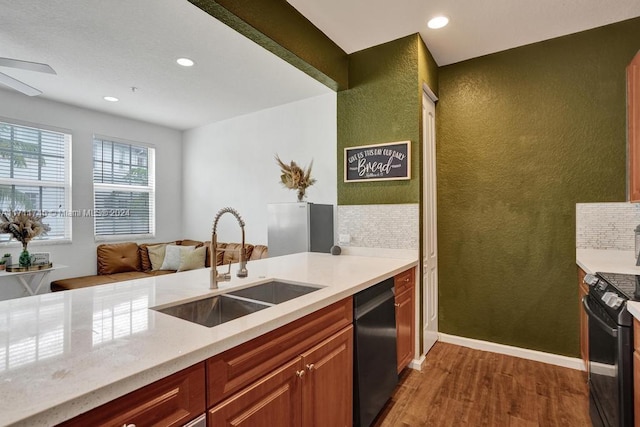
[160,245,194,270]
[50,275,118,292]
[178,246,207,272]
[97,242,141,275]
[177,239,204,247]
[221,243,254,265]
[139,241,175,271]
[146,244,167,270]
[250,245,268,260]
[146,269,175,277]
[106,271,151,281]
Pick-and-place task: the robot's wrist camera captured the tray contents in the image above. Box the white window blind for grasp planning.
[0,121,72,242]
[93,137,155,239]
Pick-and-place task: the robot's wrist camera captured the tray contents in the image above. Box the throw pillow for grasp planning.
[97,242,141,274]
[160,245,194,270]
[147,244,167,271]
[178,246,207,272]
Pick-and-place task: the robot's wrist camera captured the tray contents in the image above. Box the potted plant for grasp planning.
[0,211,50,267]
[275,155,316,202]
[2,253,11,267]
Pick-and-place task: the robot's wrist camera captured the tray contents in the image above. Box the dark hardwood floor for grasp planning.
[374,342,591,426]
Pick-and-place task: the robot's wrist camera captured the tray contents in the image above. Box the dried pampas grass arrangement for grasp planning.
[0,210,51,266]
[275,155,317,202]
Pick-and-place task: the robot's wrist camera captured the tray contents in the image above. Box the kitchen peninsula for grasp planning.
[0,252,417,426]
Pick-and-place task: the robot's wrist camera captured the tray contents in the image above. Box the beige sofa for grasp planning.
[50,239,268,292]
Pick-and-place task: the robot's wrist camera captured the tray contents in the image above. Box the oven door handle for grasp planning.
[582,296,618,337]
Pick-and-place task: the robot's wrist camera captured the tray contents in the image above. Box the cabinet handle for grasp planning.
[394,303,400,307]
[296,370,305,378]
[123,424,136,427]
[306,363,315,371]
[405,278,410,282]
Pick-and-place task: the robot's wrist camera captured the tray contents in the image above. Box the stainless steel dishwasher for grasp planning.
[353,277,398,427]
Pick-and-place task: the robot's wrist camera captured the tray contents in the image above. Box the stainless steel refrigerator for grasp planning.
[267,202,334,257]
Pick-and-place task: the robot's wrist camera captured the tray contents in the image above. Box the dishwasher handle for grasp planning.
[582,296,618,337]
[354,289,395,320]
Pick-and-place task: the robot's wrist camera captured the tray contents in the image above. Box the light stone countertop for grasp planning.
[576,249,640,275]
[576,249,640,321]
[0,252,418,427]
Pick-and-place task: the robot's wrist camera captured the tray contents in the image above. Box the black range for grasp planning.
[583,271,640,426]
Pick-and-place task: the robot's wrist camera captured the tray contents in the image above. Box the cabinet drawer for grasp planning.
[207,297,353,407]
[394,268,415,294]
[58,363,206,427]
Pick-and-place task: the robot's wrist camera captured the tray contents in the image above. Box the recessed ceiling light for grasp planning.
[176,57,195,67]
[427,16,449,29]
[103,96,119,102]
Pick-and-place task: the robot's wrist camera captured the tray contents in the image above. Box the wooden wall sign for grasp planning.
[344,141,410,182]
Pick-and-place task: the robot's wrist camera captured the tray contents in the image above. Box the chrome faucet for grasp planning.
[210,207,248,289]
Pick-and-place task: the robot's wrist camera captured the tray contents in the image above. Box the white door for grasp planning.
[422,89,438,354]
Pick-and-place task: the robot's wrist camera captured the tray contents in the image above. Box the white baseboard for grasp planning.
[408,355,425,371]
[438,333,585,371]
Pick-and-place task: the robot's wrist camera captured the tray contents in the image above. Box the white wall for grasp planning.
[182,93,337,245]
[0,89,183,299]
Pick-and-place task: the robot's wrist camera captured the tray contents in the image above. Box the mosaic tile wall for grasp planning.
[576,202,640,250]
[337,204,419,250]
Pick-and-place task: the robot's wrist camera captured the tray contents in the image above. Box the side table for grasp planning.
[0,264,67,296]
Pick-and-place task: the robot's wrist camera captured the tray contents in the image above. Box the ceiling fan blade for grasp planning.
[0,72,42,96]
[0,57,56,75]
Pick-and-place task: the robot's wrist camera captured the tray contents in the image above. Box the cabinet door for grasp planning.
[628,51,640,201]
[635,351,640,427]
[300,326,353,427]
[207,298,353,407]
[395,283,415,373]
[57,363,206,427]
[208,358,302,427]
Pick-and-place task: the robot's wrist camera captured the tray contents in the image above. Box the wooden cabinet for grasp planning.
[206,298,353,407]
[58,363,206,427]
[634,318,640,426]
[208,358,302,427]
[578,267,589,375]
[209,326,353,427]
[627,50,640,201]
[301,326,353,427]
[58,298,354,427]
[207,298,353,426]
[395,268,415,373]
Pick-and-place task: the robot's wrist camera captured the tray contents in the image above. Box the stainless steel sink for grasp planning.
[153,280,322,328]
[226,281,322,304]
[155,295,270,327]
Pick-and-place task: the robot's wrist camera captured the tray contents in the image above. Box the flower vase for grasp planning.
[19,245,31,268]
[297,188,306,202]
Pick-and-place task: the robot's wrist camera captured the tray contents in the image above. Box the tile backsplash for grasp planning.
[576,203,640,250]
[337,204,419,250]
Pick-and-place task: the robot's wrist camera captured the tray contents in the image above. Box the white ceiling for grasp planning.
[2,1,639,131]
[287,0,640,65]
[0,0,331,130]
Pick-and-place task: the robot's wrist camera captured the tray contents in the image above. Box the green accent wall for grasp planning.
[338,34,438,205]
[188,0,348,90]
[437,18,640,356]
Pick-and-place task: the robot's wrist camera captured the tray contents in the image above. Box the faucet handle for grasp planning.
[215,262,232,282]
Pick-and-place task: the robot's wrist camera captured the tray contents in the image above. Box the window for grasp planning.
[0,120,72,242]
[93,136,155,239]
